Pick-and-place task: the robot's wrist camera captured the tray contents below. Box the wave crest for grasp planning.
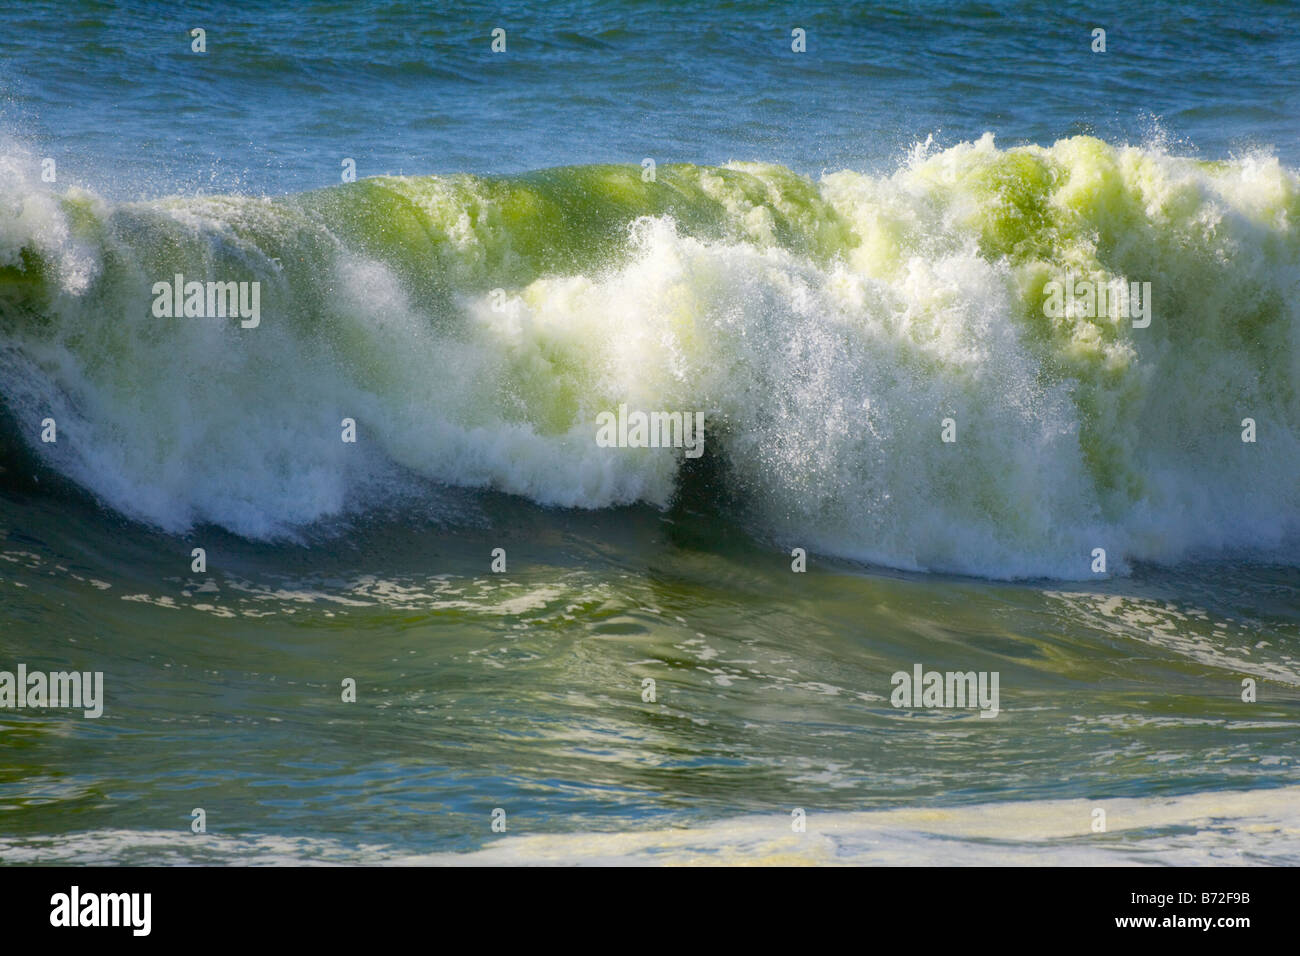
[2,134,1298,577]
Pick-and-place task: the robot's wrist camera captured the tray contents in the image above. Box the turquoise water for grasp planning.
[1,1,1299,864]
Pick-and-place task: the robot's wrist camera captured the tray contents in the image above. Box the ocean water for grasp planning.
[1,0,1299,865]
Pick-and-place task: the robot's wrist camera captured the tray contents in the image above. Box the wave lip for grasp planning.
[1,135,1298,578]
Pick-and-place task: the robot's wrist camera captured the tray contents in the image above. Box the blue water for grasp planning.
[2,1,1299,865]
[1,0,1297,197]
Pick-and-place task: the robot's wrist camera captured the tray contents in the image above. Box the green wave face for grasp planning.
[1,134,1298,577]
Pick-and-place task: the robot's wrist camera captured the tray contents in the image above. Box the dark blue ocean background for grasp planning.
[1,0,1297,196]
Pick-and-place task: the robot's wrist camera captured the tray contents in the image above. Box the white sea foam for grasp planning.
[2,135,1298,578]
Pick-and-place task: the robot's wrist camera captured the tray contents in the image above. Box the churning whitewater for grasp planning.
[1,134,1298,579]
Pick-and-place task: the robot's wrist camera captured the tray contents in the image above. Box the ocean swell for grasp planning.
[1,134,1298,578]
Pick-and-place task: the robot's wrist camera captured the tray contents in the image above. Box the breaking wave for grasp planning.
[2,134,1298,578]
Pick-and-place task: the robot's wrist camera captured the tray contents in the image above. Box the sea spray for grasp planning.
[1,135,1298,578]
